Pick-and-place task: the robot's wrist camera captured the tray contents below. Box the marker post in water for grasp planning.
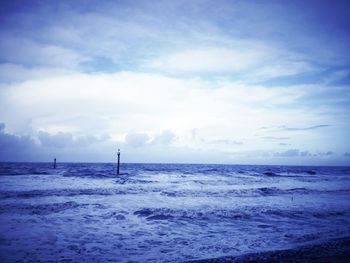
[117,149,120,175]
[54,158,56,169]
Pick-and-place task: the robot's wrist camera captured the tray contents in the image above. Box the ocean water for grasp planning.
[0,163,349,262]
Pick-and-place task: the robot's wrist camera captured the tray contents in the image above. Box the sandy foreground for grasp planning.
[188,236,350,262]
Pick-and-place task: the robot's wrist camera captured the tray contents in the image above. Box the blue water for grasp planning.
[0,163,349,262]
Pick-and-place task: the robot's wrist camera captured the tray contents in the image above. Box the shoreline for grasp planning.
[188,236,350,262]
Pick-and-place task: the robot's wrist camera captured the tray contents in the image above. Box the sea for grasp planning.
[0,163,349,262]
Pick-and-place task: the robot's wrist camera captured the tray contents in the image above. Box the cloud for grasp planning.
[125,131,150,148]
[38,131,109,148]
[38,131,73,148]
[0,36,85,69]
[145,46,268,73]
[319,151,333,156]
[322,69,350,85]
[280,125,331,131]
[145,45,319,80]
[274,149,303,157]
[254,61,317,80]
[274,149,334,158]
[210,139,243,146]
[125,130,176,148]
[262,136,289,140]
[0,122,116,162]
[261,124,331,132]
[151,130,176,145]
[0,1,349,165]
[0,123,35,149]
[1,0,348,79]
[0,63,74,83]
[0,71,304,137]
[0,123,38,161]
[0,70,345,164]
[300,150,312,157]
[344,152,350,157]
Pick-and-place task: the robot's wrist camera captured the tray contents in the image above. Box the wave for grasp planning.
[160,187,349,198]
[2,186,349,200]
[133,207,350,223]
[0,188,147,199]
[0,201,106,215]
[1,163,349,179]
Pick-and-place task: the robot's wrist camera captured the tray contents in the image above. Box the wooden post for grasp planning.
[117,149,120,175]
[54,158,56,169]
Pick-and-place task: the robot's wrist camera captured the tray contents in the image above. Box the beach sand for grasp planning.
[188,236,350,262]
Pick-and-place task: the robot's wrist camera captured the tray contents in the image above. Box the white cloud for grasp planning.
[124,130,176,148]
[0,63,74,83]
[254,61,316,79]
[125,132,150,148]
[145,47,268,73]
[144,43,320,81]
[151,130,176,145]
[0,72,305,138]
[0,70,347,163]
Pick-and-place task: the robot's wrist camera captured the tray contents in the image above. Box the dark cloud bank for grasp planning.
[0,123,38,161]
[0,123,109,162]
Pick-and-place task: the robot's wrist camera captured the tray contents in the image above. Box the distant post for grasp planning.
[117,149,120,175]
[54,158,56,169]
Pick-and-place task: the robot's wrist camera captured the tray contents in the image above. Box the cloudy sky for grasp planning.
[0,0,349,165]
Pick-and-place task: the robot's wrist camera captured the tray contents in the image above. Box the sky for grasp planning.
[0,0,349,165]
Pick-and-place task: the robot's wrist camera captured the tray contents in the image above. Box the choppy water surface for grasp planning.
[0,163,349,262]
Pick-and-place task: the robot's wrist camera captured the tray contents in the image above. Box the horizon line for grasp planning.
[0,161,349,168]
